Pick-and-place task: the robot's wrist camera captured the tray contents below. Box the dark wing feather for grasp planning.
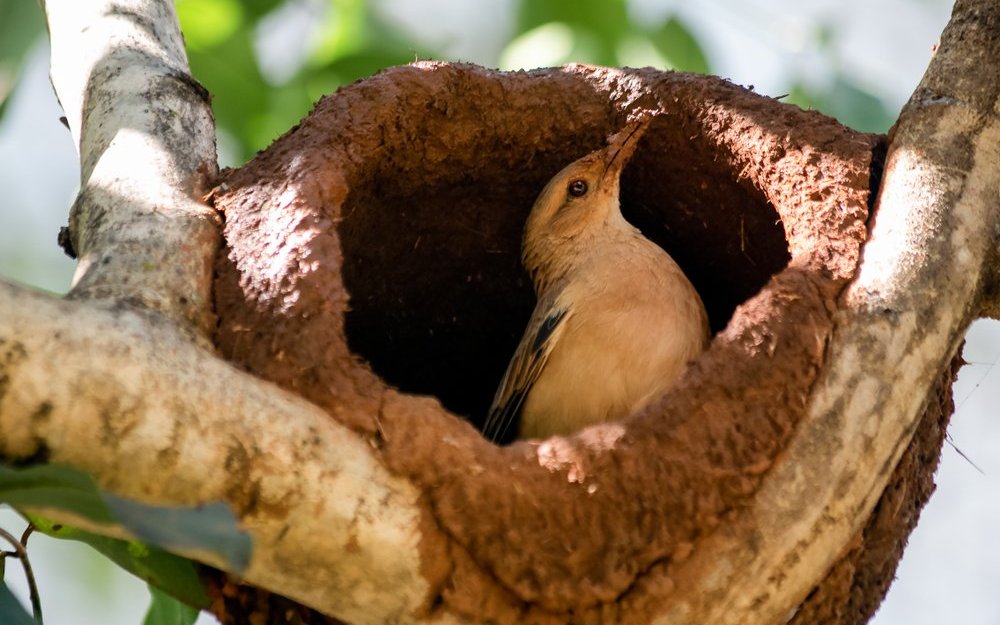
[482,304,570,443]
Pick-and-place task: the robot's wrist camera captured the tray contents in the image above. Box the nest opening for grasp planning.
[338,115,790,427]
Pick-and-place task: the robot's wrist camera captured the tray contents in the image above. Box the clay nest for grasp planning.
[211,63,955,625]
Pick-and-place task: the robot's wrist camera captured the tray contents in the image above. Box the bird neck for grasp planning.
[522,210,639,294]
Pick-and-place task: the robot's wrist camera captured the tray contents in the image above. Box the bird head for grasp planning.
[522,117,653,289]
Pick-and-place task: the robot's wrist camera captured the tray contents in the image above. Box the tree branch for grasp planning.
[656,1,1000,622]
[0,280,436,625]
[44,0,219,337]
[0,524,43,623]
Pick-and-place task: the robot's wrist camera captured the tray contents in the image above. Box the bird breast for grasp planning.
[518,241,707,439]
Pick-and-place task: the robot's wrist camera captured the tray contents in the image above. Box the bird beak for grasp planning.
[601,116,653,183]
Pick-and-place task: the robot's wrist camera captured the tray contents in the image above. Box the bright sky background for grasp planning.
[4,1,999,624]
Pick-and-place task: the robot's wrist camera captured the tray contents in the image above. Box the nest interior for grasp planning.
[337,103,790,428]
[211,63,953,625]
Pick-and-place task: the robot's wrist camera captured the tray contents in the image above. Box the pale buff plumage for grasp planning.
[482,118,709,443]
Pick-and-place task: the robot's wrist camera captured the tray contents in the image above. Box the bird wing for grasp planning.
[483,297,571,443]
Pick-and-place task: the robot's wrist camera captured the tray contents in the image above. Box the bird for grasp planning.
[482,117,709,443]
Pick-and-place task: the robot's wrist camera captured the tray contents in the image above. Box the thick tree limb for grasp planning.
[43,0,219,337]
[0,281,434,625]
[658,1,1000,623]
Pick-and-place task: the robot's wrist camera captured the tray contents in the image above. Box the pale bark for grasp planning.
[0,281,431,624]
[44,0,219,338]
[654,3,1000,623]
[0,0,997,624]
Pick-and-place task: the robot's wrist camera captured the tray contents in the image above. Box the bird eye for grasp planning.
[567,179,588,197]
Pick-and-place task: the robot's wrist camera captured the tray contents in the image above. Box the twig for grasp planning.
[0,524,43,624]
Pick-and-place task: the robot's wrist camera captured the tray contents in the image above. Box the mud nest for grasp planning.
[211,63,954,625]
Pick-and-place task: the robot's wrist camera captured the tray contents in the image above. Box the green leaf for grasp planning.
[0,464,115,524]
[309,0,369,66]
[176,0,245,50]
[783,83,818,112]
[500,22,604,70]
[0,464,252,575]
[185,28,270,160]
[245,79,313,151]
[0,0,44,113]
[784,77,895,134]
[29,515,211,609]
[105,495,251,573]
[648,16,711,74]
[823,75,896,133]
[516,0,628,66]
[323,47,424,87]
[240,0,288,22]
[1,462,249,612]
[0,583,36,625]
[176,0,441,157]
[144,585,201,625]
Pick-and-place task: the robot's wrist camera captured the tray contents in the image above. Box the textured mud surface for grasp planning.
[212,63,952,624]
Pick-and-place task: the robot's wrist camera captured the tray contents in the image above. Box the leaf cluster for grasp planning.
[0,464,250,625]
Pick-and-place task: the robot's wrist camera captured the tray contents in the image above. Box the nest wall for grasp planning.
[211,63,952,625]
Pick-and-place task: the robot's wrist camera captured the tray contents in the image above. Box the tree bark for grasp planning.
[43,0,219,337]
[1,1,998,624]
[677,3,1000,621]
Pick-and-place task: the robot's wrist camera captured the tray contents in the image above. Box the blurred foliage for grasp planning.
[186,0,709,162]
[177,0,435,162]
[0,465,251,578]
[143,585,201,625]
[0,0,711,164]
[781,24,895,133]
[785,77,896,134]
[0,583,37,625]
[507,0,708,73]
[0,0,44,117]
[0,0,900,162]
[27,515,211,609]
[1,463,253,618]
